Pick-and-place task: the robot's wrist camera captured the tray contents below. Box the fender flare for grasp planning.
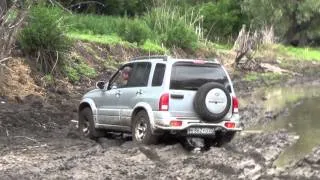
[132,102,156,130]
[79,98,98,123]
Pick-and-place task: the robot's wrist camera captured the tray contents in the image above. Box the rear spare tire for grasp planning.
[194,82,231,122]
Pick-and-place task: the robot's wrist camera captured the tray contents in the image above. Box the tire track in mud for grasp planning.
[0,130,297,180]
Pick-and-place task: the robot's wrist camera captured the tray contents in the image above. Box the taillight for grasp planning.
[224,122,235,128]
[170,120,182,127]
[159,93,169,111]
[232,96,239,113]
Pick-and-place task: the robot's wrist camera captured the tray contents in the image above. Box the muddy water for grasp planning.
[249,84,320,168]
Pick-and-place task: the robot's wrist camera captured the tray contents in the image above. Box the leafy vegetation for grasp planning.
[18,5,71,74]
[242,0,320,45]
[141,39,167,54]
[15,0,320,84]
[117,18,152,44]
[56,0,320,46]
[144,5,202,49]
[64,54,97,82]
[200,0,246,41]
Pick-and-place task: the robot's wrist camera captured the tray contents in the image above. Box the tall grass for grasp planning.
[66,14,124,35]
[144,3,203,49]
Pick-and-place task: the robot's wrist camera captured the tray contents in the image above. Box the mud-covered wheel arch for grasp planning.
[193,82,231,122]
[132,110,159,145]
[78,107,104,139]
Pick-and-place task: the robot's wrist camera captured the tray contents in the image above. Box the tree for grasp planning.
[0,0,7,15]
[242,0,320,45]
[200,0,247,42]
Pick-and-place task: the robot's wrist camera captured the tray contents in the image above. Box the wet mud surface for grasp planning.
[1,79,320,179]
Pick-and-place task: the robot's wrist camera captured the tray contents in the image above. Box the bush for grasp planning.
[19,5,71,74]
[117,18,152,44]
[165,21,198,49]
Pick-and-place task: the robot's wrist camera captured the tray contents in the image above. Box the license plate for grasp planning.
[187,127,215,135]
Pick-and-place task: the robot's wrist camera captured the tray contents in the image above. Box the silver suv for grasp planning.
[78,56,241,146]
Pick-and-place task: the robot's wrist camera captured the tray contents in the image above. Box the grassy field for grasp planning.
[276,45,320,61]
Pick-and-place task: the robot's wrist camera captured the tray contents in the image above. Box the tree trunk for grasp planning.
[0,0,7,15]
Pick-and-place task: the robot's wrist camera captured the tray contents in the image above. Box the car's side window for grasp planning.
[152,63,166,86]
[127,62,151,87]
[108,64,133,89]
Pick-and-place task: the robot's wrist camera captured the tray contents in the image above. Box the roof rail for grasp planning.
[130,55,169,61]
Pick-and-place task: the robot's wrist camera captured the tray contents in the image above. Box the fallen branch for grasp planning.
[1,63,14,72]
[13,136,40,143]
[0,56,12,63]
[48,0,72,14]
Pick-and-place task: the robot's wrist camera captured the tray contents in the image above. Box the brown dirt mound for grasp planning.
[0,58,43,100]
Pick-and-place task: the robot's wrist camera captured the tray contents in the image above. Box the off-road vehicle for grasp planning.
[78,56,241,146]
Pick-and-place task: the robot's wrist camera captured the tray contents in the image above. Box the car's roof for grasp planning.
[129,55,221,64]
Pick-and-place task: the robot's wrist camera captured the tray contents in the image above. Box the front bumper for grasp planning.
[152,112,242,131]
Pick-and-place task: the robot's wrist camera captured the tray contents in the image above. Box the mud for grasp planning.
[1,77,320,179]
[0,130,298,180]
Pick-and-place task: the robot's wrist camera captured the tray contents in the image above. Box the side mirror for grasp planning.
[96,81,107,90]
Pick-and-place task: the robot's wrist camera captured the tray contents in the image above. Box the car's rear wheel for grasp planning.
[132,110,158,145]
[78,107,104,139]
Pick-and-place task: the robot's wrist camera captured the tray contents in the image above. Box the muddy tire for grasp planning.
[78,107,104,139]
[205,131,236,148]
[194,82,231,122]
[132,111,158,145]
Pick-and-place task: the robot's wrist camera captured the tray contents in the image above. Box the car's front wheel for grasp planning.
[132,110,158,145]
[78,107,104,139]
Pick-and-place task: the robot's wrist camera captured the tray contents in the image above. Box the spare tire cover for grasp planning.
[193,82,231,122]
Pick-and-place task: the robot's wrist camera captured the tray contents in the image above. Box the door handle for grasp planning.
[136,89,143,95]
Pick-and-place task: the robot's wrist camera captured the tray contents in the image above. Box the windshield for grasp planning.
[170,62,229,90]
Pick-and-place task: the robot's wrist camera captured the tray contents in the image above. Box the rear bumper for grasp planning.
[152,111,242,131]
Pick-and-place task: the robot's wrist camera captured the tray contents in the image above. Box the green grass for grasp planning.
[67,32,129,46]
[276,45,320,61]
[65,14,124,35]
[211,43,232,50]
[244,72,286,83]
[64,52,97,82]
[141,39,167,54]
[68,32,166,53]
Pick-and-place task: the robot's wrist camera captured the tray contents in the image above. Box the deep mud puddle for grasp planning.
[246,84,320,168]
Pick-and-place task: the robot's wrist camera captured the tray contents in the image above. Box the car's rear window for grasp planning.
[170,62,228,90]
